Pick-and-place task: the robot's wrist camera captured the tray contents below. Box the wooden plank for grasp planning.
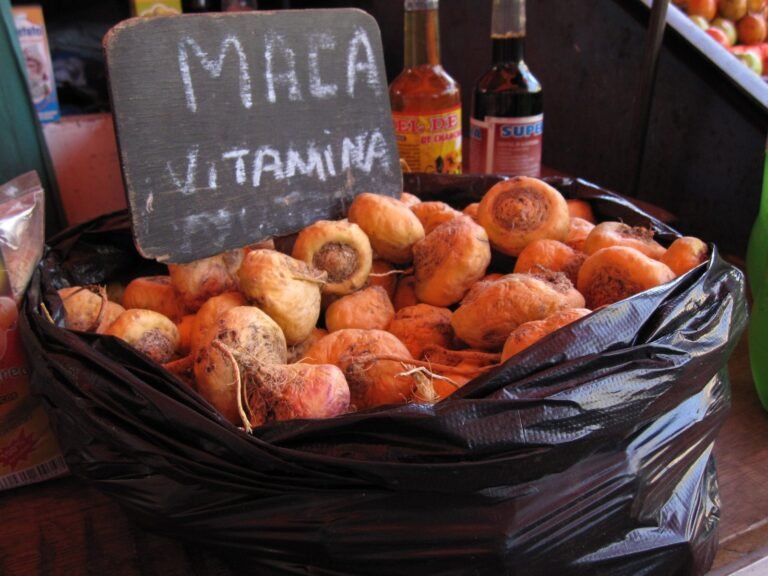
[104,10,402,263]
[709,329,768,573]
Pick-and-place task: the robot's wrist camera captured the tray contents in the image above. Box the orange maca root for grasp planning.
[463,202,480,221]
[387,303,455,359]
[393,274,419,311]
[304,328,416,410]
[565,217,595,252]
[325,285,395,332]
[501,307,591,362]
[365,259,400,301]
[477,176,571,257]
[189,291,248,356]
[660,236,709,276]
[451,272,581,350]
[122,275,183,322]
[411,201,464,235]
[577,245,676,309]
[582,221,666,260]
[513,238,587,285]
[413,215,491,307]
[566,199,595,223]
[399,191,421,207]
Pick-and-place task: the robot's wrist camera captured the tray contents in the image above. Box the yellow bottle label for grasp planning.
[392,105,462,174]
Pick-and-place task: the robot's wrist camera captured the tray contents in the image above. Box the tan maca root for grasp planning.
[451,272,582,350]
[577,245,676,309]
[347,192,425,264]
[582,221,666,260]
[292,219,373,296]
[238,248,327,345]
[501,307,591,362]
[104,308,180,364]
[477,176,570,257]
[325,285,395,332]
[58,285,124,333]
[168,248,244,313]
[413,215,491,306]
[194,305,287,425]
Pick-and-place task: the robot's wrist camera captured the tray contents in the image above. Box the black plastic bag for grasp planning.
[20,177,748,576]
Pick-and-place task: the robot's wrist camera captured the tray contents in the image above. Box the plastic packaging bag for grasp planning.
[0,172,67,491]
[19,176,748,575]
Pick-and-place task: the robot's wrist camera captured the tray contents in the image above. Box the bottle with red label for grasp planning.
[469,0,543,176]
[389,0,462,174]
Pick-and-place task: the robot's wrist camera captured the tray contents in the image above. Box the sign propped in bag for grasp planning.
[105,9,401,263]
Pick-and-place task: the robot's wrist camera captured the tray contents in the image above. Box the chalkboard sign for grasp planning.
[105,10,402,263]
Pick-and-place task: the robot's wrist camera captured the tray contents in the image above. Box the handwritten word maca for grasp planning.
[178,27,382,113]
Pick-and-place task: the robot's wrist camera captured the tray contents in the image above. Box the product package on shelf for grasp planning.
[20,175,747,575]
[0,172,67,492]
[11,5,60,124]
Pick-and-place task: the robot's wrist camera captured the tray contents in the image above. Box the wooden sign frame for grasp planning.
[105,9,402,263]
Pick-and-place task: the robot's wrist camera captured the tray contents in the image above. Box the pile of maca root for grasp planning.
[58,176,708,431]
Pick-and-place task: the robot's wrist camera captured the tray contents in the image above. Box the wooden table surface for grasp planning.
[1,330,766,576]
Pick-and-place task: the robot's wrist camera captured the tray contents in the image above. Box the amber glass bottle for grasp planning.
[469,0,543,176]
[389,0,462,174]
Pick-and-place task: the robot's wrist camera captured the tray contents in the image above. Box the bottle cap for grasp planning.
[405,0,438,11]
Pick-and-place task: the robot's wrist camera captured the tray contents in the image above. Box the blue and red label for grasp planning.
[469,114,543,176]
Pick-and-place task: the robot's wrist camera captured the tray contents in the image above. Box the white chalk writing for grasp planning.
[164,128,391,196]
[178,35,252,113]
[347,26,381,97]
[176,26,381,112]
[265,32,303,103]
[308,32,338,99]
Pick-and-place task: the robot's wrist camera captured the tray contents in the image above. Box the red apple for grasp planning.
[712,17,739,44]
[706,26,733,47]
[690,14,711,29]
[737,13,768,45]
[737,50,764,73]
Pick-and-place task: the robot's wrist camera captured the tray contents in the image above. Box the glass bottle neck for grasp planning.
[492,35,525,64]
[490,0,526,64]
[403,7,441,68]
